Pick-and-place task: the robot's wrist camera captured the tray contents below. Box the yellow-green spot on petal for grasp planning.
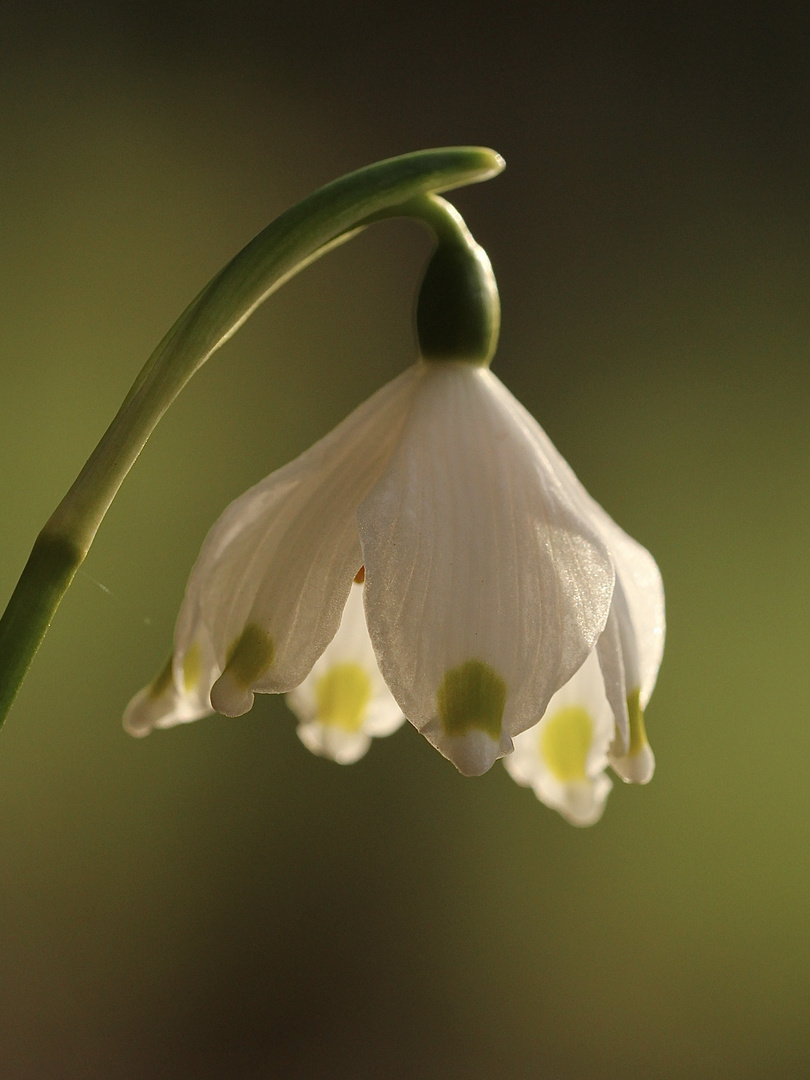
[437,659,506,739]
[627,688,649,756]
[149,655,173,700]
[182,642,201,693]
[540,705,593,782]
[315,662,372,733]
[224,624,274,689]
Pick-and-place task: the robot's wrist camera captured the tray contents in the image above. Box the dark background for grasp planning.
[1,2,809,1077]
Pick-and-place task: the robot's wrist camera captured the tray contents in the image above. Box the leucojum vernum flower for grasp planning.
[122,170,665,828]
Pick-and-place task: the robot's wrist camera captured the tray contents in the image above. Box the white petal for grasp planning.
[513,398,665,709]
[595,604,630,756]
[286,581,405,764]
[123,620,218,737]
[599,586,656,785]
[122,680,196,738]
[581,504,665,709]
[504,649,614,826]
[591,515,661,783]
[296,723,373,765]
[505,379,664,772]
[171,366,420,717]
[608,679,656,784]
[358,362,615,777]
[610,737,655,785]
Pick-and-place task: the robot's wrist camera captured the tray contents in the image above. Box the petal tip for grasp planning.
[610,742,655,785]
[610,690,655,784]
[210,673,255,717]
[296,722,371,765]
[122,711,153,739]
[427,725,510,776]
[556,776,613,827]
[122,684,168,739]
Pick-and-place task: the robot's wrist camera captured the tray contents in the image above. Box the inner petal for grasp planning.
[315,662,373,733]
[540,705,593,782]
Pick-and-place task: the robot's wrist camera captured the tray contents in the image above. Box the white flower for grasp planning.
[124,359,663,782]
[286,578,405,764]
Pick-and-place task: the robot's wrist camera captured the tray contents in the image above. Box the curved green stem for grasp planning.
[0,146,504,728]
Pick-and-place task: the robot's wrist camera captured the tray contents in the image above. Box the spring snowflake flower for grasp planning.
[124,358,663,782]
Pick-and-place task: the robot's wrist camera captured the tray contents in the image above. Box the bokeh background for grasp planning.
[1,2,809,1076]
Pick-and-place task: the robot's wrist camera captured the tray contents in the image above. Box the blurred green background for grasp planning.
[1,2,809,1076]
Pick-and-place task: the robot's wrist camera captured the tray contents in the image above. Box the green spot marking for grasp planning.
[437,659,506,739]
[149,655,173,699]
[627,688,649,756]
[315,663,372,732]
[182,642,201,693]
[540,705,593,782]
[224,624,274,689]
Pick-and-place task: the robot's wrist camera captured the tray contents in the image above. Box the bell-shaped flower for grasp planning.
[503,649,615,826]
[123,357,662,780]
[286,577,406,764]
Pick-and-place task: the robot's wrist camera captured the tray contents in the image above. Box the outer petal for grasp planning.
[172,366,421,717]
[595,604,630,756]
[286,581,405,764]
[579,503,665,710]
[504,379,664,779]
[565,501,662,783]
[123,618,218,736]
[594,582,655,784]
[504,649,614,826]
[357,362,615,777]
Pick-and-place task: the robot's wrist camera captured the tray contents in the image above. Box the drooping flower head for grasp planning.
[124,356,663,780]
[124,197,664,818]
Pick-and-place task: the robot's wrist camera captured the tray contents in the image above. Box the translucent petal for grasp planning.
[123,679,199,738]
[286,582,405,763]
[595,604,630,756]
[503,377,665,753]
[170,366,420,717]
[598,589,656,784]
[511,396,665,709]
[358,363,615,777]
[504,649,614,827]
[123,620,218,737]
[610,740,655,785]
[296,722,372,765]
[580,503,665,709]
[608,685,656,784]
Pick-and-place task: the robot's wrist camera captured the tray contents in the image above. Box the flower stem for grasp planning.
[0,147,504,729]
